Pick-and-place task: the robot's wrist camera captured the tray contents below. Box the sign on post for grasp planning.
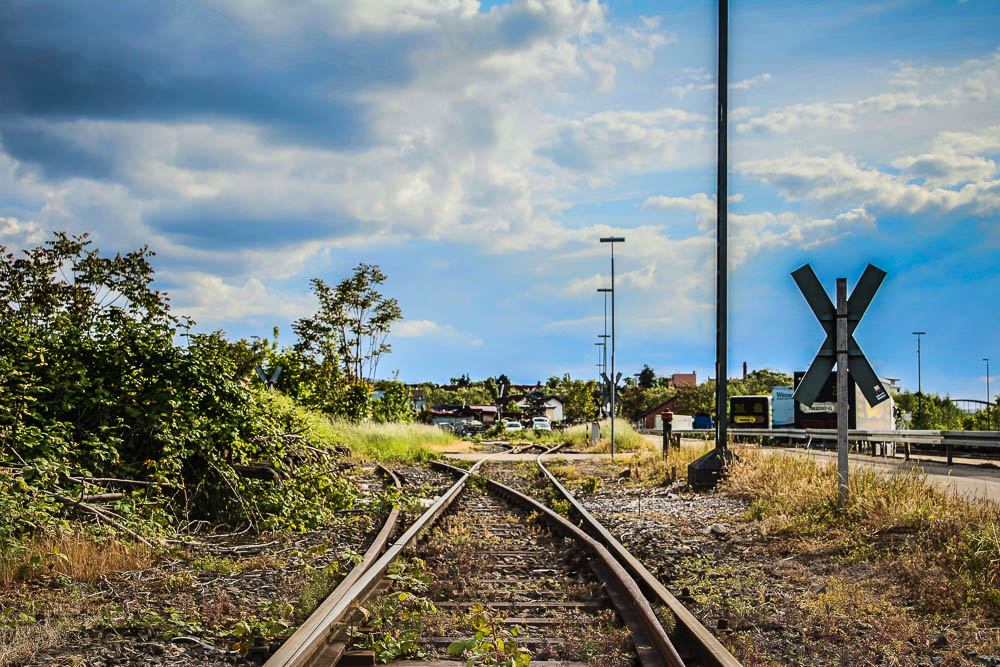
[792,263,888,507]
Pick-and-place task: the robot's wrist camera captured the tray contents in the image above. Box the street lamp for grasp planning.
[599,237,624,459]
[913,331,925,427]
[985,357,992,431]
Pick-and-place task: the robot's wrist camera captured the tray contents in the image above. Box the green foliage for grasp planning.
[425,384,492,408]
[0,233,361,543]
[293,263,402,384]
[372,381,414,423]
[619,385,677,422]
[355,560,437,662]
[559,378,600,423]
[446,605,531,667]
[342,381,374,422]
[637,364,656,389]
[894,390,984,430]
[727,368,793,396]
[673,381,717,417]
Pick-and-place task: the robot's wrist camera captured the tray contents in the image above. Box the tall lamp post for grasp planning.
[599,237,624,459]
[913,331,926,427]
[985,357,992,431]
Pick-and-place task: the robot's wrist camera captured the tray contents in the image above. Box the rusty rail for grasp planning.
[265,456,499,667]
[537,447,742,667]
[264,465,403,666]
[433,459,683,667]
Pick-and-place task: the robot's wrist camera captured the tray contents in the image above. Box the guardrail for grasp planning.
[647,428,1000,449]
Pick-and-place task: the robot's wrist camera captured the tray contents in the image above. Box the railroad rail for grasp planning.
[537,446,742,667]
[265,448,697,666]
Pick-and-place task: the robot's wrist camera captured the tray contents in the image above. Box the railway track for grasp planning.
[265,447,741,667]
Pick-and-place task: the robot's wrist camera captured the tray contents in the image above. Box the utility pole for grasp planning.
[600,237,624,459]
[913,331,925,427]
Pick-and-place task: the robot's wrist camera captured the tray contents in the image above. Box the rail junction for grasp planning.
[264,444,741,667]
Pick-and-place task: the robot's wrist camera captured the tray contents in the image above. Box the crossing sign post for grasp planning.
[792,263,889,507]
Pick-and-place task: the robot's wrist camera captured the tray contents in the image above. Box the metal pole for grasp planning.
[715,0,729,452]
[837,278,849,508]
[985,357,992,431]
[599,238,624,457]
[598,288,611,418]
[611,242,616,460]
[603,291,608,377]
[913,332,925,427]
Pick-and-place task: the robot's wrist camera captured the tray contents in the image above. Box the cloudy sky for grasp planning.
[1,0,998,399]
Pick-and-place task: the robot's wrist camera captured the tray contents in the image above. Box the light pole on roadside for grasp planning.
[985,357,992,431]
[599,237,624,459]
[913,331,926,427]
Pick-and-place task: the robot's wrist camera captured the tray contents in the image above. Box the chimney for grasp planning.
[742,361,747,380]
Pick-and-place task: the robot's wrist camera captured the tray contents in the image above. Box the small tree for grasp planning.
[637,365,656,389]
[294,263,401,384]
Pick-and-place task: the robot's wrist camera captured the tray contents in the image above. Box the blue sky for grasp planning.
[1,0,998,400]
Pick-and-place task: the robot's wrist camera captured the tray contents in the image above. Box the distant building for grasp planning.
[500,394,564,422]
[639,396,680,429]
[668,371,697,388]
[881,377,902,394]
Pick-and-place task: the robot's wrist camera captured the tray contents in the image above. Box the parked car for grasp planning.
[456,419,484,436]
[503,420,523,432]
[532,417,552,432]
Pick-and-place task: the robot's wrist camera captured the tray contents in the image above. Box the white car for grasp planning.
[504,420,523,431]
[532,417,552,432]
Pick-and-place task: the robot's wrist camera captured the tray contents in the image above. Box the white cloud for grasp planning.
[892,152,996,188]
[738,152,1000,218]
[170,273,314,325]
[0,216,46,249]
[933,124,1000,156]
[730,72,772,90]
[393,319,483,346]
[736,50,1000,136]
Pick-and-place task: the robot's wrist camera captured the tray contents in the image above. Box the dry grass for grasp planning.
[611,438,714,485]
[0,530,154,585]
[0,618,66,667]
[565,420,645,453]
[724,446,1000,617]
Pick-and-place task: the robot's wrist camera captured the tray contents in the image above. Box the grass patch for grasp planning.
[272,393,454,462]
[564,420,646,453]
[725,447,1000,617]
[0,530,153,585]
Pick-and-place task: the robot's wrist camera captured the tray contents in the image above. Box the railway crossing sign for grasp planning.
[255,365,283,388]
[792,263,887,508]
[792,263,889,408]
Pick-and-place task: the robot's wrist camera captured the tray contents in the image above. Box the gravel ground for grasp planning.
[561,458,1000,667]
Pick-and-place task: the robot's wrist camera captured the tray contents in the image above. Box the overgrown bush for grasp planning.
[0,233,357,545]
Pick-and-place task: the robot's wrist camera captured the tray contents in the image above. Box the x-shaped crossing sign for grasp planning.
[792,263,890,408]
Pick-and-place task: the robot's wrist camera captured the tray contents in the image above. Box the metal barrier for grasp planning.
[652,428,1000,450]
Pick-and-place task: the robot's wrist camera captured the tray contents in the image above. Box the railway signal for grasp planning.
[792,263,888,507]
